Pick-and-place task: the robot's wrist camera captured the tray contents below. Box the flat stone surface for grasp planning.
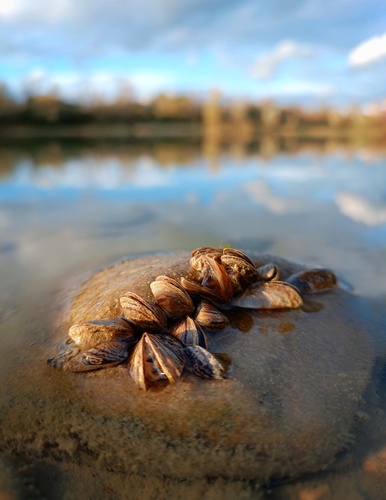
[0,252,374,482]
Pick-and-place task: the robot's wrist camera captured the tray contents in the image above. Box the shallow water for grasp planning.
[0,139,386,499]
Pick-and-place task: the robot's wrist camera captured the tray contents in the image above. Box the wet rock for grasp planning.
[0,251,374,483]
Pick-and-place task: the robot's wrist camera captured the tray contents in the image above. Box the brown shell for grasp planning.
[48,339,133,372]
[120,292,167,332]
[47,345,82,370]
[221,249,259,294]
[286,268,337,294]
[183,345,228,380]
[181,277,227,306]
[231,281,303,309]
[222,247,255,267]
[129,333,185,390]
[150,275,194,318]
[190,247,223,270]
[170,316,209,348]
[200,256,233,303]
[68,317,135,349]
[194,300,229,331]
[256,263,279,282]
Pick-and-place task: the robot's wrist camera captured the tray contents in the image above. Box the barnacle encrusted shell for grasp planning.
[221,247,259,294]
[190,246,223,279]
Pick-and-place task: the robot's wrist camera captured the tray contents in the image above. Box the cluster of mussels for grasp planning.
[48,247,337,390]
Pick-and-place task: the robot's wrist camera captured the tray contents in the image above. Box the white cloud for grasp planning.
[336,192,386,226]
[251,41,312,79]
[348,33,386,67]
[0,0,73,22]
[0,0,19,17]
[244,180,288,214]
[0,1,384,106]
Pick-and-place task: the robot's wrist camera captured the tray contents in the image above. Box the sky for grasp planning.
[0,0,386,107]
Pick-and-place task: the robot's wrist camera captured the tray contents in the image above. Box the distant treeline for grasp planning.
[0,85,385,140]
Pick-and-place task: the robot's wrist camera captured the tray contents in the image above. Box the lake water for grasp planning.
[0,138,386,499]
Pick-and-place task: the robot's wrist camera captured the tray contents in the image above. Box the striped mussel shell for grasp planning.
[220,247,259,295]
[68,317,136,350]
[120,292,168,332]
[194,300,229,331]
[129,333,185,391]
[150,275,194,318]
[183,345,228,380]
[256,263,279,282]
[189,246,223,279]
[286,268,337,294]
[48,339,132,372]
[170,315,209,349]
[187,254,233,305]
[231,281,303,309]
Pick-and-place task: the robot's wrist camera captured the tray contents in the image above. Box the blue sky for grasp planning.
[1,0,386,107]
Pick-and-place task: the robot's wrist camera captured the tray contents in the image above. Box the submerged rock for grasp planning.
[0,251,374,483]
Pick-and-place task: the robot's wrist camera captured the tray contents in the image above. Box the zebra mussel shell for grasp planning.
[184,345,228,380]
[129,333,185,391]
[170,316,209,348]
[286,268,337,294]
[120,292,168,332]
[194,300,229,331]
[150,275,194,318]
[221,247,259,295]
[68,317,136,350]
[232,281,303,309]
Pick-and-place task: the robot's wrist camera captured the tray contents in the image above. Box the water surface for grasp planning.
[0,139,386,498]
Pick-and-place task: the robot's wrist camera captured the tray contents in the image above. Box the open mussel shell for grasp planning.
[120,292,167,332]
[221,248,259,294]
[286,268,337,294]
[183,345,228,380]
[150,275,194,318]
[256,263,278,282]
[69,317,135,350]
[170,316,209,348]
[129,333,185,391]
[231,281,303,309]
[194,300,229,331]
